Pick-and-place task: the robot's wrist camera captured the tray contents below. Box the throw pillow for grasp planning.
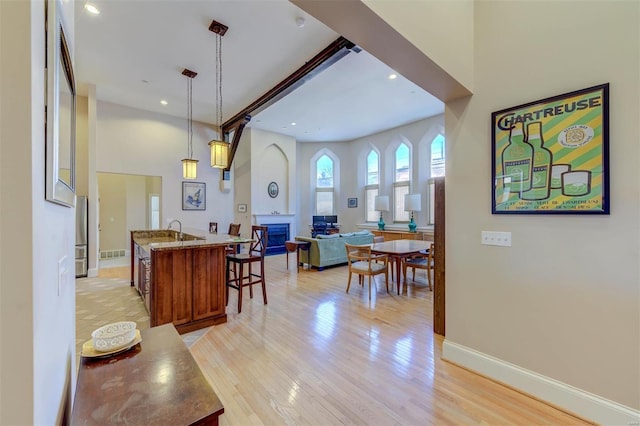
[317,234,340,239]
[354,230,371,235]
[340,232,355,237]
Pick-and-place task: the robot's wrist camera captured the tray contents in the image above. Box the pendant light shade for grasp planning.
[209,139,228,169]
[181,68,198,179]
[182,158,199,179]
[209,20,229,169]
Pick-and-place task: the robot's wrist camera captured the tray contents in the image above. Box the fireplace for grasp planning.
[264,223,289,256]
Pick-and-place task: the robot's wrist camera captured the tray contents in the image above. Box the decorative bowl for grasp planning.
[91,321,137,352]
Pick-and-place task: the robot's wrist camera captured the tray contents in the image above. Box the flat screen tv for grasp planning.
[312,215,326,225]
[325,215,337,226]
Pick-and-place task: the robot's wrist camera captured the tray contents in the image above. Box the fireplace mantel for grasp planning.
[253,214,295,225]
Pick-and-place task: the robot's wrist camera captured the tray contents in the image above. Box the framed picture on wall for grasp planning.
[347,198,358,208]
[182,181,206,210]
[491,83,609,214]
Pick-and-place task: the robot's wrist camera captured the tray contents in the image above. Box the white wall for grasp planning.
[1,0,77,424]
[303,0,639,422]
[444,0,639,415]
[363,0,474,92]
[249,128,296,214]
[95,101,234,233]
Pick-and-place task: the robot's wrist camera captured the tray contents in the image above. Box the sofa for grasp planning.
[295,231,374,270]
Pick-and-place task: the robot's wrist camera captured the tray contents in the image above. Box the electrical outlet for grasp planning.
[481,231,512,247]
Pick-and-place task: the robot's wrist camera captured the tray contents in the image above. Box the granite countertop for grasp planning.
[132,228,252,253]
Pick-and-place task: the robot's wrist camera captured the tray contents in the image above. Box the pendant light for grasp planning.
[181,68,198,179]
[208,20,229,169]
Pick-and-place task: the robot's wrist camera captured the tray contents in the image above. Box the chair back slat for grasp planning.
[250,226,268,257]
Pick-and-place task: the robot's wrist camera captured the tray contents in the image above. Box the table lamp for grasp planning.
[404,193,421,233]
[374,195,389,230]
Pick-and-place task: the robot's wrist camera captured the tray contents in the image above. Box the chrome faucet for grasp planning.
[167,219,183,241]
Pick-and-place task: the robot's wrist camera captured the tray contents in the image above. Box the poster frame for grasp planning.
[491,83,609,215]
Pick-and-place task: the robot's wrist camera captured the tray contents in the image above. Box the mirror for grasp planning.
[45,0,76,207]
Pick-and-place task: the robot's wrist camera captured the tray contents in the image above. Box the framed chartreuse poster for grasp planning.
[491,83,609,214]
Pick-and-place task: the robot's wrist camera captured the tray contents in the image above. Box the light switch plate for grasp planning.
[481,231,512,247]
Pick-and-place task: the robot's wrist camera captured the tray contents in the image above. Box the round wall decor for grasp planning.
[268,181,279,198]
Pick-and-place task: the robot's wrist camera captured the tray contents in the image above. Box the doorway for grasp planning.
[97,172,162,270]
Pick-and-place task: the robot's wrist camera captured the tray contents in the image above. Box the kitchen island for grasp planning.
[130,228,247,333]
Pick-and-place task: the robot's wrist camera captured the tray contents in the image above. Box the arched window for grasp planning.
[430,134,445,177]
[393,143,411,222]
[315,154,334,215]
[365,150,379,222]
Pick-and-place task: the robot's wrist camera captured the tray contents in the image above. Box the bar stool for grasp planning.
[225,225,268,313]
[226,223,241,278]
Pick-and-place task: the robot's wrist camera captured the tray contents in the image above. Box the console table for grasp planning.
[71,324,224,425]
[372,230,433,241]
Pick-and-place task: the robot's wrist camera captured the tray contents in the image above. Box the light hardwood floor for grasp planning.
[187,254,591,425]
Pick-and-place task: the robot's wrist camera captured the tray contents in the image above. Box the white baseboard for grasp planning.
[86,268,98,278]
[443,340,640,425]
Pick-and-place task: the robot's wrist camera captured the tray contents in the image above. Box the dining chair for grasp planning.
[372,235,388,271]
[402,242,435,291]
[344,243,389,300]
[228,223,241,237]
[225,225,268,313]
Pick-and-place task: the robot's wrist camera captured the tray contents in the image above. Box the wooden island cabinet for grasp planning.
[151,245,226,333]
[130,229,244,333]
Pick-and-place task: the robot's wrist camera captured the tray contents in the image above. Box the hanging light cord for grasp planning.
[187,76,193,159]
[215,33,223,131]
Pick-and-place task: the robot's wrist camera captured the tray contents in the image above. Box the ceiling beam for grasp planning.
[224,115,251,173]
[222,36,356,170]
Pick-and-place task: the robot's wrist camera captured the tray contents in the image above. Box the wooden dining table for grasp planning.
[370,239,432,294]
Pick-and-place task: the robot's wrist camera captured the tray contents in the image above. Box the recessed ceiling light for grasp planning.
[160,100,168,106]
[84,3,100,15]
[388,73,397,80]
[291,122,297,126]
